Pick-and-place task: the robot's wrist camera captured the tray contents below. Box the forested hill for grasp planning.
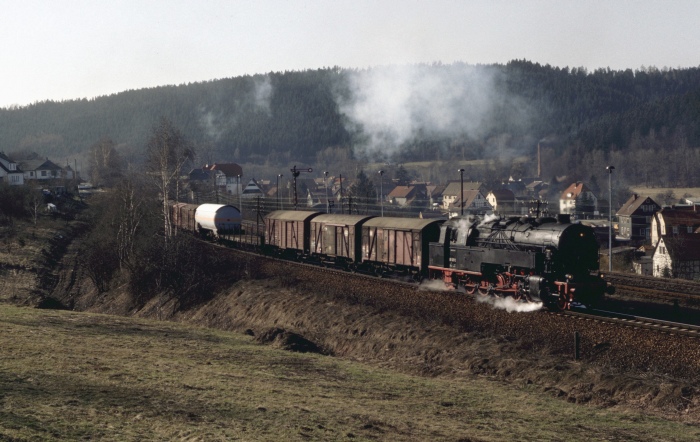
[1,60,699,171]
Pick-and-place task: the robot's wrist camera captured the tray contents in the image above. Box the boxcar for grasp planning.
[309,214,376,264]
[170,202,199,233]
[264,210,322,255]
[361,217,444,274]
[195,204,242,236]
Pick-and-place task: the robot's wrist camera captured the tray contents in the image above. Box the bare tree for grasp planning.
[27,190,43,225]
[145,118,195,243]
[114,174,149,270]
[88,137,123,187]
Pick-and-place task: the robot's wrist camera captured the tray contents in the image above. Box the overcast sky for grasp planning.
[2,0,699,108]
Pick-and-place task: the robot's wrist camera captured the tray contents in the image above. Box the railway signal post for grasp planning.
[291,165,313,210]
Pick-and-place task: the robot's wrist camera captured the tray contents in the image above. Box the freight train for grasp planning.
[170,202,613,310]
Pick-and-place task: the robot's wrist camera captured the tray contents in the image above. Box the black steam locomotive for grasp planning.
[428,214,613,309]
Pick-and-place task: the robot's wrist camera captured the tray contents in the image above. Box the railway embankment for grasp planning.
[3,224,700,424]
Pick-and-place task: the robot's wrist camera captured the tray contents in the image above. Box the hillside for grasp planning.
[2,61,700,188]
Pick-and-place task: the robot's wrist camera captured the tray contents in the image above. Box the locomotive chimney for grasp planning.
[557,214,570,224]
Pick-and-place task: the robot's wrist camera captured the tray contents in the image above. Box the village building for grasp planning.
[387,185,428,208]
[19,158,67,181]
[486,189,516,215]
[448,189,492,218]
[306,187,334,211]
[616,194,661,244]
[650,206,700,247]
[203,163,243,194]
[426,184,445,210]
[632,244,655,276]
[241,178,265,198]
[652,235,700,280]
[441,181,483,211]
[559,182,597,219]
[0,152,24,185]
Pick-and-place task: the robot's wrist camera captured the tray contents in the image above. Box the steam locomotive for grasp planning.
[428,214,614,309]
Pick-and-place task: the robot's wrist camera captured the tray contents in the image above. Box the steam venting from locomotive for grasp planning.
[475,295,543,313]
[337,63,538,160]
[419,279,543,313]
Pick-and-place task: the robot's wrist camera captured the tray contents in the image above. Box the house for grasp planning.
[523,180,545,197]
[19,158,66,181]
[62,164,77,180]
[306,187,334,211]
[652,235,700,280]
[188,168,212,182]
[650,206,700,247]
[616,194,661,244]
[632,244,655,276]
[559,182,597,219]
[441,181,483,211]
[486,189,516,215]
[387,186,419,207]
[448,189,492,217]
[0,152,24,185]
[241,178,265,199]
[426,184,445,209]
[203,163,243,194]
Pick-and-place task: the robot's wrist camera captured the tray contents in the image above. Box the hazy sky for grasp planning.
[2,0,699,108]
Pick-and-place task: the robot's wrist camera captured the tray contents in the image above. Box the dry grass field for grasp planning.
[2,304,699,441]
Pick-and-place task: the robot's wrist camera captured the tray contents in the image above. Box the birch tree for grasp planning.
[88,137,123,187]
[114,174,148,270]
[145,118,195,244]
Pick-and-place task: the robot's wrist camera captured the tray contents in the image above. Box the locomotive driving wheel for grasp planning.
[464,277,477,295]
[511,286,523,301]
[477,281,490,296]
[509,279,523,301]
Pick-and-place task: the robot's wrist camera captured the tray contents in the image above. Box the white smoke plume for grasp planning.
[337,63,535,160]
[198,74,274,141]
[199,106,225,141]
[418,279,465,293]
[479,213,500,226]
[476,295,543,313]
[253,75,273,115]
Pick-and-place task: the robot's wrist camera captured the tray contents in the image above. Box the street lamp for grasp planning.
[323,171,329,213]
[606,165,615,272]
[237,174,242,214]
[378,170,384,216]
[277,174,283,210]
[458,168,465,216]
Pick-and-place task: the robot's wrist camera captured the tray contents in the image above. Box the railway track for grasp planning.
[215,219,700,337]
[607,272,700,294]
[565,307,700,339]
[605,272,700,306]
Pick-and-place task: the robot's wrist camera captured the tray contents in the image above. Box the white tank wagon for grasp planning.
[195,204,242,236]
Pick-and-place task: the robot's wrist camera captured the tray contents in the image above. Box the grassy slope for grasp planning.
[1,304,698,442]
